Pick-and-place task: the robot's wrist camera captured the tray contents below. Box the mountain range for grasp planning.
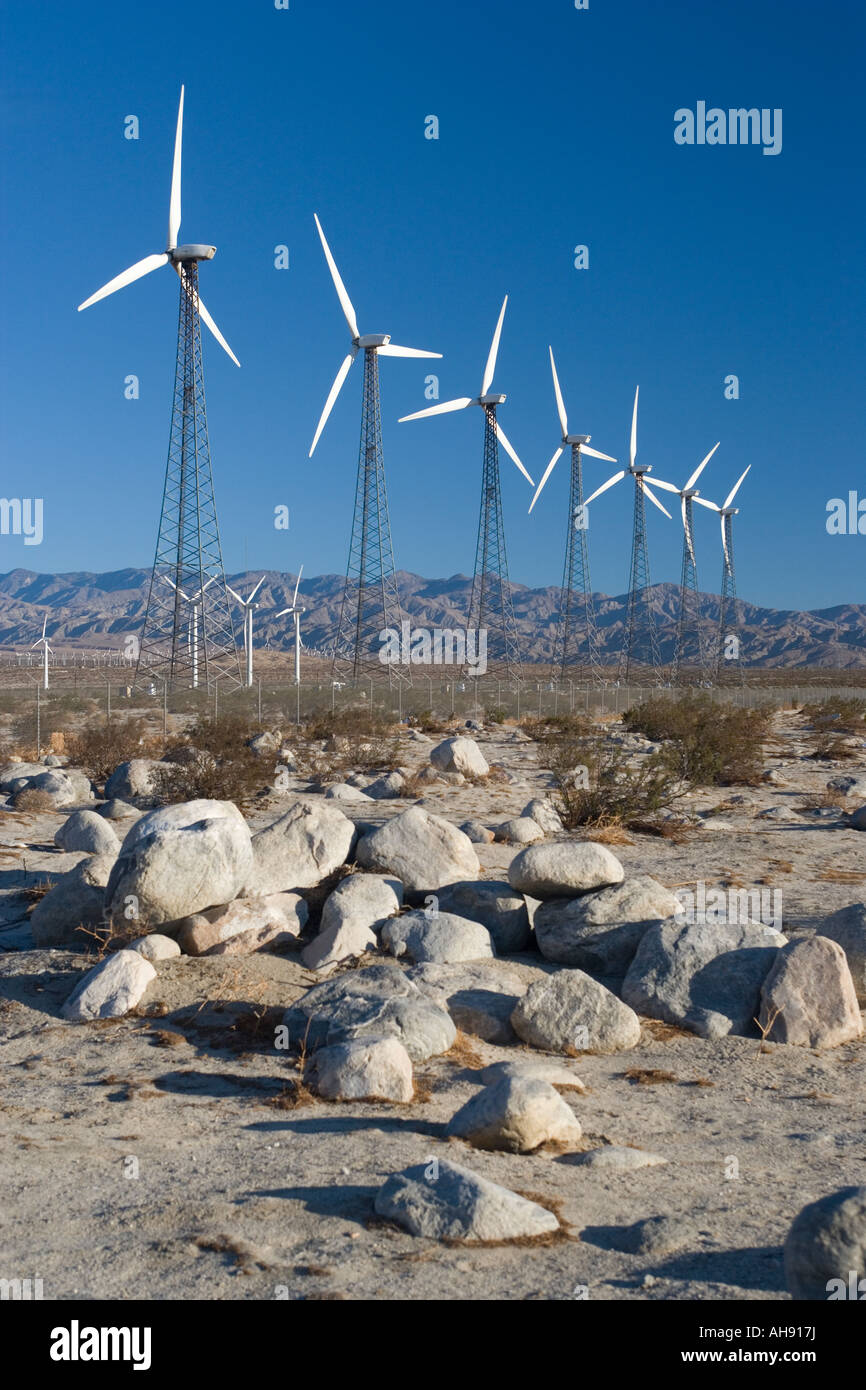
[0,568,865,668]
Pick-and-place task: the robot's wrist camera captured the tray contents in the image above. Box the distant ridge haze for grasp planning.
[0,569,865,668]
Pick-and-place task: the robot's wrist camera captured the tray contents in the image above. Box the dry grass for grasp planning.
[445,1030,485,1070]
[621,1067,679,1086]
[584,823,634,846]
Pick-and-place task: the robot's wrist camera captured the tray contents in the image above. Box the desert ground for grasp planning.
[0,702,864,1302]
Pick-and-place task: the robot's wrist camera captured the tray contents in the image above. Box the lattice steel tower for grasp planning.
[400,296,534,683]
[137,261,241,690]
[466,405,523,679]
[307,215,442,680]
[332,347,406,679]
[622,468,663,681]
[714,466,751,685]
[672,493,707,684]
[76,87,242,693]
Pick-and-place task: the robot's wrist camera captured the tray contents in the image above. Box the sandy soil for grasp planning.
[0,710,864,1301]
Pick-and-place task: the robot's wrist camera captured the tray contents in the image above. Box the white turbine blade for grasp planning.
[292,565,304,609]
[685,441,720,491]
[313,214,359,340]
[168,85,184,249]
[642,481,673,519]
[398,397,473,423]
[377,344,442,359]
[78,253,169,311]
[581,444,617,462]
[481,295,508,396]
[197,293,241,368]
[721,514,730,567]
[247,577,266,603]
[629,386,639,469]
[681,496,696,565]
[226,585,243,604]
[309,351,357,457]
[495,420,533,486]
[549,346,568,437]
[583,471,625,507]
[273,608,292,619]
[693,495,721,512]
[41,616,47,639]
[528,447,563,514]
[723,464,751,510]
[644,476,680,495]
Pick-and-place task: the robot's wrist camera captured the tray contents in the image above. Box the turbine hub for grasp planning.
[171,244,217,262]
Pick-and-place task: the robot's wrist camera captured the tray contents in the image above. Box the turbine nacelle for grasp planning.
[170,244,217,262]
[565,433,591,446]
[479,393,506,406]
[357,333,391,348]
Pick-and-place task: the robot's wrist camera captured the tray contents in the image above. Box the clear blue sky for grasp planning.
[0,0,862,611]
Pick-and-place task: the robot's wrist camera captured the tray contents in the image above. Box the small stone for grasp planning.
[567,1145,667,1171]
[176,893,308,955]
[381,911,494,965]
[429,737,489,778]
[54,809,120,856]
[520,798,564,836]
[324,783,373,803]
[508,842,625,900]
[494,817,544,846]
[129,934,181,961]
[477,1059,586,1092]
[458,821,495,844]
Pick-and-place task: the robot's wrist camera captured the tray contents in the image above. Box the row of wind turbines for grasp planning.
[69,84,751,690]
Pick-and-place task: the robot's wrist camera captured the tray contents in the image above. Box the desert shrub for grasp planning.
[624,694,772,786]
[801,698,866,760]
[529,716,681,829]
[484,706,507,724]
[11,788,57,812]
[158,715,267,807]
[296,707,400,779]
[66,718,152,783]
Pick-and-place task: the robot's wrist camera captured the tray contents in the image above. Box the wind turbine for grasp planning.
[528,347,617,679]
[687,466,751,682]
[309,215,441,681]
[583,387,675,682]
[643,443,721,684]
[226,577,266,689]
[78,86,241,692]
[274,568,305,686]
[32,617,52,691]
[399,297,533,679]
[161,575,215,689]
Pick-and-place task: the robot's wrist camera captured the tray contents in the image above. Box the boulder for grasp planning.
[521,798,564,836]
[97,799,139,821]
[848,805,866,831]
[458,821,495,845]
[105,800,253,931]
[104,759,164,804]
[128,933,181,962]
[429,737,489,777]
[281,964,455,1061]
[176,892,307,956]
[818,904,866,1002]
[784,1187,866,1301]
[435,879,531,954]
[324,783,373,803]
[374,1159,559,1242]
[308,1035,414,1102]
[54,809,120,856]
[446,1075,582,1153]
[355,807,479,894]
[478,1059,586,1091]
[62,949,156,1021]
[381,910,494,965]
[244,799,355,895]
[494,817,544,846]
[248,731,280,759]
[508,842,624,900]
[302,874,402,972]
[758,936,862,1048]
[622,918,786,1039]
[0,760,48,791]
[364,772,406,800]
[407,961,528,1043]
[827,773,866,799]
[534,875,682,974]
[30,852,116,949]
[512,969,641,1054]
[15,769,93,808]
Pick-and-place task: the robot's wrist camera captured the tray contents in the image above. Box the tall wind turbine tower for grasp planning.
[77,87,241,692]
[309,216,441,682]
[702,467,751,683]
[400,297,533,680]
[583,387,674,682]
[528,348,617,680]
[645,443,721,684]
